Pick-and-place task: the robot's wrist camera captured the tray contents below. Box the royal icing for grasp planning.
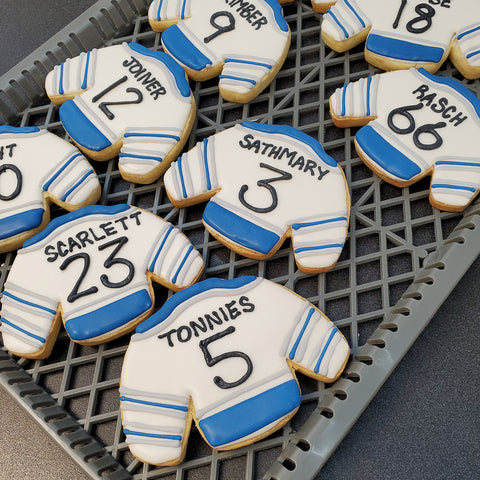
[45,42,194,183]
[0,126,100,251]
[120,276,349,465]
[164,121,349,272]
[330,68,480,210]
[321,0,480,77]
[149,0,291,101]
[0,204,204,358]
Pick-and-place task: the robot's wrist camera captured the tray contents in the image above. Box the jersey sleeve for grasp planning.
[282,294,349,382]
[45,49,99,104]
[0,252,60,359]
[148,0,189,31]
[451,22,480,80]
[164,137,220,206]
[147,218,204,291]
[321,0,371,49]
[329,73,381,127]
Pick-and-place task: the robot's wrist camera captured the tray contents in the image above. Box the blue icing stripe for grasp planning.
[171,245,193,284]
[345,0,365,28]
[59,63,65,95]
[431,183,476,193]
[128,42,191,98]
[466,49,480,59]
[264,0,289,32]
[436,161,480,167]
[328,10,349,39]
[225,58,271,69]
[292,216,347,230]
[0,208,44,240]
[118,153,163,162]
[81,51,90,90]
[417,68,480,118]
[124,132,180,141]
[60,100,112,151]
[23,204,130,248]
[136,276,257,334]
[457,25,480,41]
[203,201,281,255]
[162,25,212,71]
[123,429,181,441]
[203,138,211,190]
[219,75,256,85]
[149,225,174,272]
[177,156,187,198]
[366,34,444,63]
[61,169,94,202]
[366,75,372,116]
[289,308,314,360]
[65,289,152,341]
[0,126,40,134]
[241,121,337,167]
[341,84,347,116]
[356,125,421,181]
[1,318,45,344]
[156,0,164,20]
[180,0,187,19]
[120,396,188,412]
[2,291,56,315]
[295,243,343,254]
[199,380,300,447]
[43,153,83,191]
[314,327,338,373]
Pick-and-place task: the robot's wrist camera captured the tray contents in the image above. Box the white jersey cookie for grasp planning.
[321,0,480,79]
[330,68,480,211]
[149,0,291,103]
[120,276,349,466]
[0,126,100,253]
[278,0,334,14]
[45,42,195,184]
[0,204,204,359]
[164,121,350,273]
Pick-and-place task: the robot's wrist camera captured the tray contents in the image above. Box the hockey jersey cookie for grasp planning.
[321,0,480,78]
[0,126,100,253]
[120,276,349,466]
[149,0,291,103]
[45,42,195,184]
[164,122,350,273]
[0,204,204,359]
[278,0,334,14]
[330,68,480,211]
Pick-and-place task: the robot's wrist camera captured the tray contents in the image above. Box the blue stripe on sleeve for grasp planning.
[314,327,338,373]
[156,0,164,20]
[328,11,349,39]
[295,243,344,254]
[458,25,480,40]
[149,225,174,272]
[218,75,256,85]
[289,308,314,360]
[43,153,83,191]
[344,0,365,27]
[59,63,65,95]
[1,318,46,343]
[171,245,193,284]
[224,58,272,69]
[177,156,187,198]
[118,153,163,162]
[81,51,90,90]
[292,217,348,230]
[123,132,180,141]
[431,184,476,193]
[123,429,181,441]
[436,161,480,167]
[203,138,212,190]
[181,0,187,19]
[61,169,94,202]
[366,76,372,116]
[2,291,56,314]
[341,84,347,116]
[120,396,188,412]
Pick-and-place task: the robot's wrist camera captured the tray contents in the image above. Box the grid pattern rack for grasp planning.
[1,1,480,479]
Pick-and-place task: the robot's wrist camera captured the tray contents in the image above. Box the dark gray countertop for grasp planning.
[0,1,478,479]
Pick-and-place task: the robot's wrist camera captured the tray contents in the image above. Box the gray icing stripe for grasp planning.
[173,247,198,286]
[146,223,171,271]
[5,282,58,309]
[0,325,42,347]
[125,437,181,447]
[119,386,189,404]
[1,297,54,320]
[281,303,311,357]
[0,310,50,335]
[123,422,183,436]
[41,146,80,188]
[120,403,186,419]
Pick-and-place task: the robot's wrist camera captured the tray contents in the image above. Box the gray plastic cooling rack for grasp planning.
[2,1,480,479]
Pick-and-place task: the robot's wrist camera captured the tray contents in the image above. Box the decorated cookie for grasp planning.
[45,42,195,184]
[0,204,204,359]
[321,0,480,78]
[330,68,480,211]
[278,0,334,14]
[164,121,350,273]
[120,276,349,466]
[148,0,291,103]
[0,126,100,253]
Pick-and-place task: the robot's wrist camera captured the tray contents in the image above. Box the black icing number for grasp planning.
[60,236,135,303]
[393,1,435,34]
[239,163,292,214]
[91,76,143,120]
[204,11,236,43]
[387,103,446,150]
[199,326,253,389]
[0,164,22,201]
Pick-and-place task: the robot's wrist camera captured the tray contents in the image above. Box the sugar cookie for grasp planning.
[120,276,350,466]
[45,42,195,184]
[0,126,100,253]
[0,204,204,359]
[148,0,291,103]
[164,121,350,273]
[321,0,480,78]
[330,68,480,211]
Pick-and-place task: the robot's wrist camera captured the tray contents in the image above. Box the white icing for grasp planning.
[164,123,349,272]
[0,128,100,247]
[330,68,480,209]
[120,277,349,464]
[45,43,194,182]
[0,205,204,357]
[150,0,290,99]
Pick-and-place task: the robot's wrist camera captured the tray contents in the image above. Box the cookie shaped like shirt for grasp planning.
[0,126,100,253]
[321,0,480,79]
[149,0,291,103]
[278,0,334,14]
[0,204,204,359]
[330,68,480,211]
[164,122,350,273]
[45,42,195,184]
[120,276,349,466]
